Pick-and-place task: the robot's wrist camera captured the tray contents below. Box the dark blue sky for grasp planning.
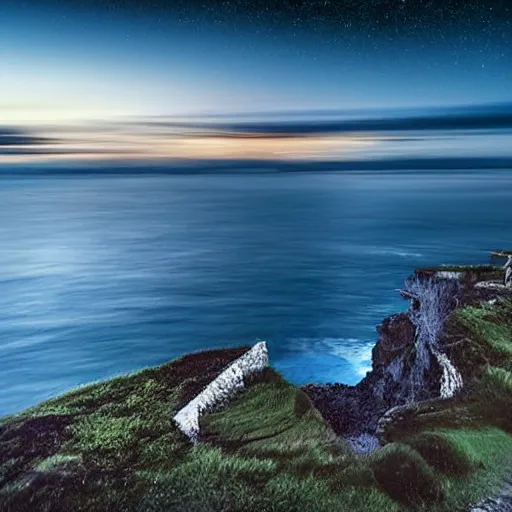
[2,0,511,123]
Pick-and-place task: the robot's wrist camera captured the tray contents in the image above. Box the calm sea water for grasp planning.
[1,170,511,416]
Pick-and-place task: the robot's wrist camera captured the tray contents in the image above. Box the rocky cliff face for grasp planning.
[302,266,512,452]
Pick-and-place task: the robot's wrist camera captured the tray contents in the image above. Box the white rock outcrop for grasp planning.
[173,341,269,442]
[432,347,463,398]
[475,282,507,290]
[435,271,462,280]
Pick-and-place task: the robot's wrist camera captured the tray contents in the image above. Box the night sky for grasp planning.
[1,0,511,164]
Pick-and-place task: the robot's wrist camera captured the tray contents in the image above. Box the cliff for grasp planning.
[303,265,512,442]
[1,263,512,511]
[303,263,512,509]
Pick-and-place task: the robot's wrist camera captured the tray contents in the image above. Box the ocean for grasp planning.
[1,170,511,416]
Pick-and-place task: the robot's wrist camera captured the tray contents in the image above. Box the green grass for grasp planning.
[370,443,444,507]
[0,347,247,511]
[378,427,512,511]
[33,454,82,473]
[430,428,512,512]
[482,365,512,395]
[0,351,398,512]
[200,369,352,475]
[455,303,512,357]
[137,446,278,512]
[138,458,402,512]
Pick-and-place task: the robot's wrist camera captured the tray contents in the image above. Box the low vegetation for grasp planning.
[0,351,400,512]
[1,284,511,511]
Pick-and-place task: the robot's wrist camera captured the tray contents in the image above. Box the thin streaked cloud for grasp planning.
[2,103,512,165]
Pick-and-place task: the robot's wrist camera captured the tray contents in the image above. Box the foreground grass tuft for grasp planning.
[403,431,473,476]
[371,443,444,507]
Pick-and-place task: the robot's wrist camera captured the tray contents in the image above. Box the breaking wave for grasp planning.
[291,337,374,380]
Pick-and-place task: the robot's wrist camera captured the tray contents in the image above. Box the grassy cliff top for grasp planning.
[0,348,398,512]
[1,300,512,511]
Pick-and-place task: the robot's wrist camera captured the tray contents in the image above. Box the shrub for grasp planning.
[477,366,512,430]
[371,443,444,507]
[404,432,473,476]
[481,366,512,396]
[294,390,313,419]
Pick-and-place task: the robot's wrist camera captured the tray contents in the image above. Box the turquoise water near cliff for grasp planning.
[1,170,511,416]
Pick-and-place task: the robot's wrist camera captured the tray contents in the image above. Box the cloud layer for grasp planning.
[2,103,512,166]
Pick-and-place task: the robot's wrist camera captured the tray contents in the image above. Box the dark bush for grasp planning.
[244,366,286,387]
[404,432,473,476]
[294,390,313,419]
[371,443,444,508]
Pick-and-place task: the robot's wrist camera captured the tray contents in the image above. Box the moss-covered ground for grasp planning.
[1,296,511,511]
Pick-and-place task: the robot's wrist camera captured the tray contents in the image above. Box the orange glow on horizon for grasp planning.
[1,123,378,164]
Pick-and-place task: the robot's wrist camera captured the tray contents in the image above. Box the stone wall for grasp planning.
[173,341,269,442]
